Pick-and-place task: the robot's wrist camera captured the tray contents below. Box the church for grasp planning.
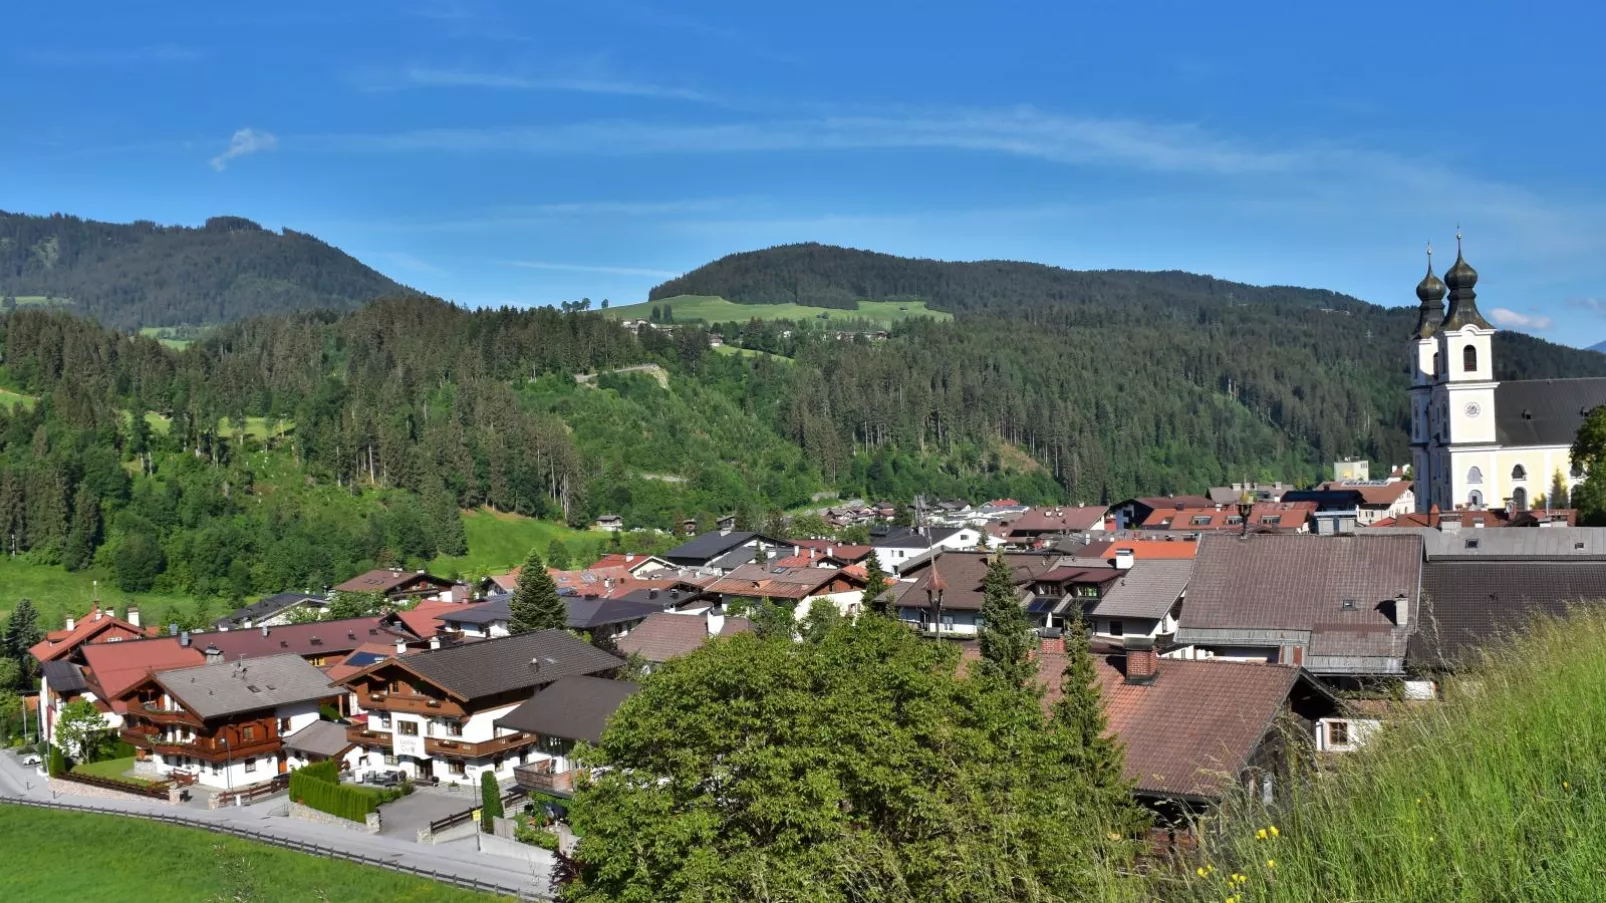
[1409,237,1606,514]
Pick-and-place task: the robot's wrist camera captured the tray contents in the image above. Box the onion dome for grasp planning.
[1413,244,1447,339]
[1441,232,1492,330]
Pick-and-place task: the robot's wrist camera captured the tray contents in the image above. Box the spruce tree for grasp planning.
[546,538,572,570]
[509,548,567,634]
[861,556,892,617]
[3,598,43,677]
[1551,469,1572,510]
[977,552,1034,687]
[1054,615,1126,793]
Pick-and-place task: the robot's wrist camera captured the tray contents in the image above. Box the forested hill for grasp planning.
[648,242,1364,313]
[0,211,413,328]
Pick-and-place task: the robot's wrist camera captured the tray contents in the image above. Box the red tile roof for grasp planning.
[81,638,205,711]
[1079,539,1200,560]
[1036,653,1311,800]
[394,601,462,638]
[614,611,752,662]
[1318,480,1414,506]
[29,607,152,663]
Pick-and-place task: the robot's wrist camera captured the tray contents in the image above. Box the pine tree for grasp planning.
[977,552,1034,687]
[480,770,504,832]
[62,484,101,572]
[861,556,892,616]
[509,548,567,634]
[1054,615,1126,791]
[2,598,43,679]
[1551,469,1572,510]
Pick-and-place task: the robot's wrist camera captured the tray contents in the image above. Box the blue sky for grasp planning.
[6,1,1605,343]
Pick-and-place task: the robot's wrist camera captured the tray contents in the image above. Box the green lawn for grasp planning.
[0,556,193,631]
[601,294,953,326]
[0,387,36,410]
[138,326,201,350]
[72,756,163,787]
[712,344,794,363]
[428,507,598,578]
[0,803,505,901]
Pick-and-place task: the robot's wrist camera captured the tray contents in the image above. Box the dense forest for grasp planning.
[0,211,411,328]
[1,236,1602,606]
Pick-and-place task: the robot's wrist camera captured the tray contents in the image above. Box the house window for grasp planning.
[1466,466,1483,485]
[244,757,257,774]
[1260,515,1281,526]
[1189,515,1212,526]
[442,721,463,737]
[397,721,419,736]
[383,753,398,765]
[1512,487,1528,510]
[1468,490,1484,508]
[1463,344,1477,373]
[241,725,255,742]
[448,761,466,776]
[1328,721,1350,747]
[1226,515,1243,526]
[308,656,326,667]
[1512,465,1527,481]
[1108,620,1125,637]
[278,718,290,734]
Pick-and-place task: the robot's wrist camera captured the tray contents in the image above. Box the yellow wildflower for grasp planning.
[1266,859,1276,869]
[1564,781,1571,790]
[1256,828,1268,840]
[1269,825,1280,837]
[1197,867,1208,878]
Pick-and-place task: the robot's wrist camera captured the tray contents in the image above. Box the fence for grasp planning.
[215,774,289,807]
[0,797,545,900]
[428,786,529,834]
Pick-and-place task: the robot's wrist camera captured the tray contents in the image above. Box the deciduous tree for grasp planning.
[55,698,111,762]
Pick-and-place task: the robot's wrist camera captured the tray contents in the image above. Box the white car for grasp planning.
[18,752,41,767]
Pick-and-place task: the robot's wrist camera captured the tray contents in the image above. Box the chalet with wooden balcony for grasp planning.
[332,629,623,787]
[333,568,461,603]
[114,654,339,791]
[504,676,639,796]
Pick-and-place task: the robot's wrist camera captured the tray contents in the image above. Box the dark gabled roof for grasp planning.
[1494,378,1606,447]
[39,659,88,693]
[214,593,326,628]
[441,596,510,626]
[153,654,337,720]
[493,676,639,743]
[1091,560,1194,620]
[282,719,356,758]
[348,630,622,701]
[664,531,788,564]
[1181,534,1421,632]
[897,552,1059,611]
[204,617,409,660]
[1410,560,1606,668]
[566,598,663,630]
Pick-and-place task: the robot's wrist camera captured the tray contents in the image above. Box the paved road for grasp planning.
[0,752,552,899]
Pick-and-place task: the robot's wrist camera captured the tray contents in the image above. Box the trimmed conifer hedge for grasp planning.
[289,761,400,822]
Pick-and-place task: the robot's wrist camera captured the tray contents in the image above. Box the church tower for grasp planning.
[1409,246,1446,512]
[1432,234,1497,508]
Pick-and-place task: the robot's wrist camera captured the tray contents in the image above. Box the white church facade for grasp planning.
[1409,238,1603,514]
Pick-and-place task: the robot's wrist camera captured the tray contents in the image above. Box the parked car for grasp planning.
[367,770,401,787]
[18,752,41,766]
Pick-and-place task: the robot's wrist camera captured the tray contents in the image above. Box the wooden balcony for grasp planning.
[137,702,202,726]
[362,691,464,717]
[346,725,394,749]
[425,731,536,760]
[513,760,581,795]
[144,735,282,763]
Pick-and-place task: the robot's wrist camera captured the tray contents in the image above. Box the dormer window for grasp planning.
[1341,598,1357,611]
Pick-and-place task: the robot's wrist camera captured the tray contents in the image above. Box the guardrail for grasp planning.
[0,797,545,900]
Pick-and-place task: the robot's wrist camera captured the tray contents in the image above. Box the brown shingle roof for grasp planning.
[1037,653,1320,800]
[614,611,751,662]
[494,676,639,743]
[1009,506,1110,535]
[1091,560,1194,620]
[337,629,621,702]
[899,552,1059,611]
[1318,480,1414,506]
[333,569,453,594]
[706,564,855,600]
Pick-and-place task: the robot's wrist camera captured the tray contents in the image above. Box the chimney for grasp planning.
[1113,548,1135,571]
[65,615,76,632]
[126,606,141,628]
[261,625,269,638]
[648,588,659,600]
[93,609,103,622]
[1440,511,1462,534]
[428,635,442,651]
[168,622,179,637]
[242,617,253,629]
[204,644,222,665]
[1124,636,1159,685]
[529,657,542,673]
[794,545,802,558]
[395,640,407,656]
[707,605,726,637]
[1394,591,1410,627]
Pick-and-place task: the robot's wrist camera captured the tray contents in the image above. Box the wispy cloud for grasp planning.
[371,251,448,278]
[1569,299,1606,318]
[210,128,278,171]
[502,260,680,278]
[1489,307,1553,330]
[27,43,207,66]
[313,109,1298,175]
[394,67,712,102]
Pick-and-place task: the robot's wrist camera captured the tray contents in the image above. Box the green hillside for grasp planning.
[603,294,952,325]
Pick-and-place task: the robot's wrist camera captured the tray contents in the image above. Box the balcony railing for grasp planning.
[138,702,201,726]
[513,760,581,794]
[346,724,394,748]
[426,731,536,760]
[362,692,461,716]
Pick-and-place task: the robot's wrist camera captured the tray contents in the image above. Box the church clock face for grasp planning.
[1464,402,1482,419]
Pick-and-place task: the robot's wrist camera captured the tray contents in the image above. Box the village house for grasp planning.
[334,630,622,785]
[1022,562,1122,630]
[706,563,868,618]
[593,514,625,532]
[1173,533,1423,683]
[503,676,640,795]
[1078,537,1200,561]
[1033,643,1340,831]
[663,530,787,570]
[213,592,330,630]
[115,653,339,791]
[1281,481,1416,533]
[1139,501,1316,534]
[1207,482,1294,505]
[896,551,1060,637]
[333,569,462,603]
[1110,495,1218,530]
[1005,505,1110,544]
[614,609,755,672]
[30,605,157,743]
[869,526,985,575]
[437,594,662,639]
[1085,557,1193,647]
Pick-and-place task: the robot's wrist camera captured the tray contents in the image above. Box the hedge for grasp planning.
[289,762,403,823]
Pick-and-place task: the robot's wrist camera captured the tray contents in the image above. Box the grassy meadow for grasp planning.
[428,507,597,578]
[0,804,505,902]
[602,294,953,325]
[1172,609,1606,903]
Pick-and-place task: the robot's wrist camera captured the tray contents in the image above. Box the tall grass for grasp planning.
[1172,608,1606,902]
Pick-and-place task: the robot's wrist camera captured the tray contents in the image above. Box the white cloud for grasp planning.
[1489,307,1553,330]
[210,128,278,171]
[502,260,679,278]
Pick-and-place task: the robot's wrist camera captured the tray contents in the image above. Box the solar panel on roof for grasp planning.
[1026,598,1058,613]
[345,651,386,668]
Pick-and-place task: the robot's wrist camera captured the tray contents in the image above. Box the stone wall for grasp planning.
[287,800,381,834]
[477,830,557,868]
[48,777,154,804]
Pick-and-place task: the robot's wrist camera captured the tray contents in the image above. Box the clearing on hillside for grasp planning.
[601,294,953,326]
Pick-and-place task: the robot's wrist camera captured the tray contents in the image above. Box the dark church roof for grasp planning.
[1494,378,1606,447]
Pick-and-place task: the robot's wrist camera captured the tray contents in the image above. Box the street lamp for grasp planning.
[223,736,233,800]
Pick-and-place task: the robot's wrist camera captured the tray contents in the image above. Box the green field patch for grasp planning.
[0,387,37,410]
[602,294,952,326]
[429,507,599,578]
[0,804,504,901]
[712,344,793,363]
[0,557,192,630]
